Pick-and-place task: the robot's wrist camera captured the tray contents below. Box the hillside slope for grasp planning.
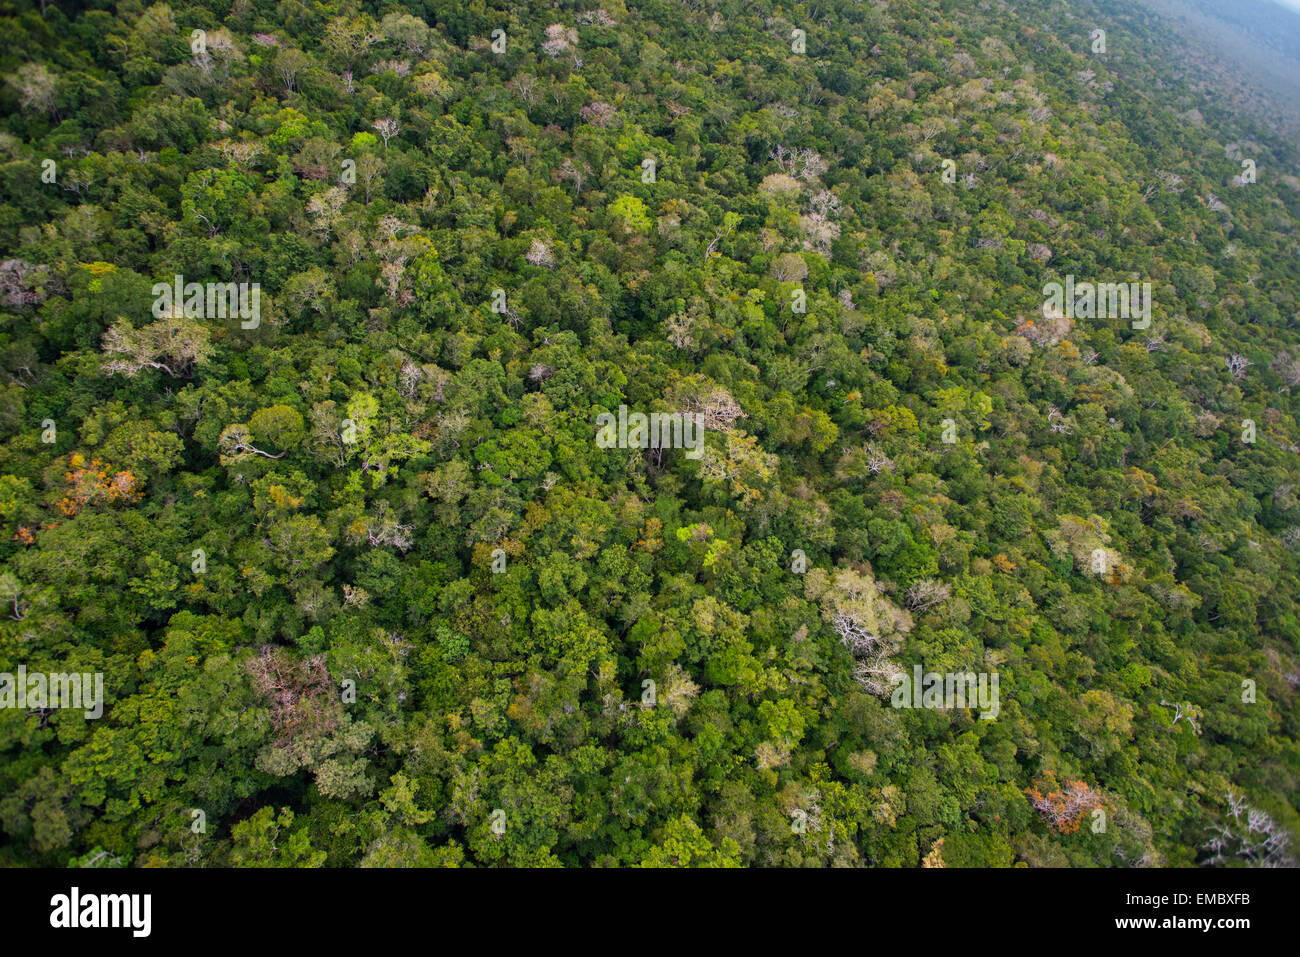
[0,0,1297,868]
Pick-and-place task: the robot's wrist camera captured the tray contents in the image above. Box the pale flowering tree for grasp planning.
[1048,406,1073,434]
[193,27,240,75]
[379,12,430,57]
[102,316,213,379]
[413,71,449,101]
[375,229,418,301]
[557,157,589,196]
[905,579,951,613]
[6,63,57,116]
[835,442,894,482]
[372,118,401,149]
[541,24,577,57]
[772,144,827,178]
[581,101,617,128]
[371,60,411,77]
[509,74,538,106]
[216,139,263,168]
[363,514,414,552]
[665,312,696,351]
[832,609,905,695]
[919,116,947,142]
[796,148,828,181]
[276,47,310,95]
[398,360,423,399]
[282,267,334,317]
[807,189,841,219]
[378,257,408,300]
[806,567,911,696]
[863,443,894,474]
[306,187,347,237]
[771,252,809,283]
[657,663,699,721]
[576,8,616,26]
[525,238,556,268]
[376,214,416,240]
[677,384,745,432]
[799,214,839,255]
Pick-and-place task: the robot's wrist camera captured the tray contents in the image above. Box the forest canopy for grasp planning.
[0,0,1297,868]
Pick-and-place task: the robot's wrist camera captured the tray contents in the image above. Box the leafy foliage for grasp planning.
[0,0,1297,868]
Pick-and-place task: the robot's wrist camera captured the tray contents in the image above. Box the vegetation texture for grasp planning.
[0,0,1298,867]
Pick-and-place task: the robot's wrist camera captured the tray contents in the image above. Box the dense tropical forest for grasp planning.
[0,0,1297,868]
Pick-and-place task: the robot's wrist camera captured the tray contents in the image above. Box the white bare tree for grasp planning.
[1202,791,1294,868]
[906,579,951,613]
[525,238,556,268]
[372,118,401,149]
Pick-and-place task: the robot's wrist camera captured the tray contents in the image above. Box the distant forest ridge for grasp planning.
[1132,0,1300,135]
